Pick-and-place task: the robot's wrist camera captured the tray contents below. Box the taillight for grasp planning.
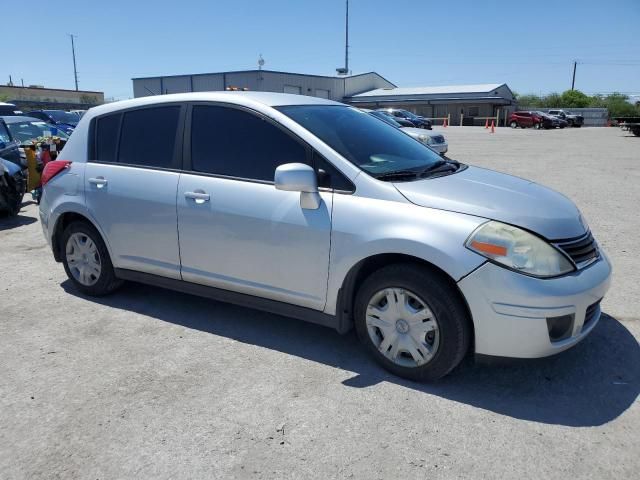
[41,160,72,186]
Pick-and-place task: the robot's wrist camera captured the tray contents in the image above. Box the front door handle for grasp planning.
[88,176,108,188]
[184,191,210,203]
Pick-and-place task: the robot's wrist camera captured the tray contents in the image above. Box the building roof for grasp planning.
[351,83,506,97]
[132,69,396,86]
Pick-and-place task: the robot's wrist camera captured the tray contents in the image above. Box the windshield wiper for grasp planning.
[418,159,459,177]
[374,169,421,181]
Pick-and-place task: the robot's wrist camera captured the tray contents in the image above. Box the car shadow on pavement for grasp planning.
[62,280,639,428]
[0,213,37,230]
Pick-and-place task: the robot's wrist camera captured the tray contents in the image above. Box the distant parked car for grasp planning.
[0,120,26,215]
[373,110,415,127]
[367,110,448,154]
[377,108,432,129]
[2,116,70,145]
[0,102,23,116]
[27,110,79,135]
[509,111,556,129]
[534,112,566,129]
[547,110,584,127]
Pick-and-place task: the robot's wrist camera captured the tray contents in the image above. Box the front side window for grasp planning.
[118,106,180,168]
[190,105,307,181]
[277,105,443,177]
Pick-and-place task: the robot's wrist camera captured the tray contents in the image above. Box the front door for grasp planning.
[176,104,332,310]
[85,105,184,279]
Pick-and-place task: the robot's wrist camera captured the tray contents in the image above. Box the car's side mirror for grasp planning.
[274,163,321,210]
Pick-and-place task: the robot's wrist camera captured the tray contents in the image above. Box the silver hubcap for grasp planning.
[66,232,101,286]
[366,288,439,368]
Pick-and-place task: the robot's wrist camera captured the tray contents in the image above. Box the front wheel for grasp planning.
[62,221,123,296]
[354,264,471,381]
[534,122,541,130]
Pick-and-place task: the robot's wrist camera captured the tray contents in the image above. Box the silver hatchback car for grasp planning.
[39,92,611,380]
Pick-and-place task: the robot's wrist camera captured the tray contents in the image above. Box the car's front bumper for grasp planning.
[458,252,612,358]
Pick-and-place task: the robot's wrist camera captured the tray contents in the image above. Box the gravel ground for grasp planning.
[1,126,638,479]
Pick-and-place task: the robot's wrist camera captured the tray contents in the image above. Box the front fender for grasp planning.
[324,194,487,315]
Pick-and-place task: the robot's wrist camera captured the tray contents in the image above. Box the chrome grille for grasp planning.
[554,230,599,267]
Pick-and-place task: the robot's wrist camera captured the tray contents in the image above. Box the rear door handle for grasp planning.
[184,191,210,203]
[88,176,108,188]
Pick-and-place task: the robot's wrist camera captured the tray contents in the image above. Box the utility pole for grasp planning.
[69,34,79,91]
[345,0,349,74]
[571,60,577,91]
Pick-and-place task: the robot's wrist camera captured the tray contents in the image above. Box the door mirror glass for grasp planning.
[274,163,321,210]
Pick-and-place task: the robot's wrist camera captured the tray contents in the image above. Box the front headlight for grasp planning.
[465,221,574,278]
[418,134,431,144]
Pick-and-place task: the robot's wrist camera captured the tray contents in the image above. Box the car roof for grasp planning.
[0,115,47,123]
[87,92,343,118]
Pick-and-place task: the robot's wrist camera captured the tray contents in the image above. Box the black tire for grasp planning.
[4,173,25,216]
[354,264,471,381]
[61,221,123,296]
[534,122,541,130]
[575,124,582,128]
[510,121,518,128]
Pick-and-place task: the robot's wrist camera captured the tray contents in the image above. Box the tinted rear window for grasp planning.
[118,106,180,168]
[95,114,120,162]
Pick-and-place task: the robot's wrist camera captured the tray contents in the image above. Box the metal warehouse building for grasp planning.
[132,70,395,102]
[346,83,516,126]
[132,70,515,125]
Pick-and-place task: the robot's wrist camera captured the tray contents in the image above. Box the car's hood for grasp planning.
[393,165,586,239]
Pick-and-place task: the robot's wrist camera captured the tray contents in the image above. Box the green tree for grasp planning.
[515,93,542,107]
[0,94,9,102]
[543,93,562,108]
[559,89,591,108]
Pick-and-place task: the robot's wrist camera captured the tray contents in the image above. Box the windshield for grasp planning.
[369,110,402,128]
[277,105,442,177]
[401,110,420,119]
[6,120,70,143]
[45,110,79,124]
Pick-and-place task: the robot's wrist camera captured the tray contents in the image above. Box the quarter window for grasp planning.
[118,106,180,168]
[95,113,121,162]
[190,105,308,181]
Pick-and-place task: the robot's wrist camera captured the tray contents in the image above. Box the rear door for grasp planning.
[85,104,185,279]
[176,103,333,310]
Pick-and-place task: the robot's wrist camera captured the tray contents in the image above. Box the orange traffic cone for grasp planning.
[443,117,448,128]
[490,120,495,133]
[484,118,489,129]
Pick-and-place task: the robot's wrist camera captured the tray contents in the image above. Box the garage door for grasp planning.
[283,85,302,95]
[315,89,330,99]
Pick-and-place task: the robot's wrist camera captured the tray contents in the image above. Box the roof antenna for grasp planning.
[258,54,265,70]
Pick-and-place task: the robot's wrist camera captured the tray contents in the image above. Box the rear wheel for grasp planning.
[354,264,471,381]
[61,221,123,296]
[510,121,518,128]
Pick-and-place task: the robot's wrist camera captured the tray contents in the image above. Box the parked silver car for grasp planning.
[367,110,448,154]
[39,92,611,380]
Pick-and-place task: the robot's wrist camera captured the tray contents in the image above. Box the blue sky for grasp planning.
[3,0,639,100]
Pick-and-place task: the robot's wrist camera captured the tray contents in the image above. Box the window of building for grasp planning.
[191,105,308,182]
[118,106,180,168]
[95,113,121,162]
[467,106,479,117]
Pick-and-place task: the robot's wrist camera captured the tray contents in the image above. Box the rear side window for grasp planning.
[118,106,180,168]
[190,105,307,181]
[95,113,120,162]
